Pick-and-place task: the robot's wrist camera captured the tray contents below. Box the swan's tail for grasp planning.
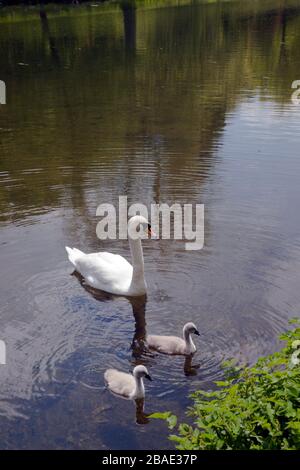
[65,246,84,267]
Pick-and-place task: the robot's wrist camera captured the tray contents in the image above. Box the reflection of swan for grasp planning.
[104,365,152,399]
[130,295,147,359]
[71,270,148,358]
[71,270,148,357]
[66,215,154,296]
[147,322,200,355]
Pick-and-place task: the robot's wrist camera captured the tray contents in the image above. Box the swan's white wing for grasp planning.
[147,335,186,355]
[104,369,135,398]
[74,251,133,293]
[94,252,129,265]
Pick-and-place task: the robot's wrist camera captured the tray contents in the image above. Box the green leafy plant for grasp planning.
[151,319,300,450]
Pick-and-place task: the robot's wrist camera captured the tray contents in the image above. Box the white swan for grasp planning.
[104,365,152,399]
[147,322,200,355]
[65,215,154,296]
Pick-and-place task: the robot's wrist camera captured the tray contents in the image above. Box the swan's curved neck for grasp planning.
[129,237,145,278]
[133,376,145,398]
[183,330,196,354]
[129,237,144,272]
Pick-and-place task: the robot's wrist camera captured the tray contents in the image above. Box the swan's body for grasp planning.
[66,215,152,296]
[104,365,152,399]
[147,322,200,356]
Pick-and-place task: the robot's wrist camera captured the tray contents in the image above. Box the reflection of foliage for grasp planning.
[1,1,300,223]
[151,319,300,450]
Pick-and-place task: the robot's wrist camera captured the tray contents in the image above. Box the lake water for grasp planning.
[0,0,300,450]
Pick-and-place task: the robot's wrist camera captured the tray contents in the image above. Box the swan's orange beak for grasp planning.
[147,224,158,239]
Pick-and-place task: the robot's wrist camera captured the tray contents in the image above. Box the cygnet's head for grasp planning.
[183,322,200,337]
[133,365,152,381]
[128,215,156,239]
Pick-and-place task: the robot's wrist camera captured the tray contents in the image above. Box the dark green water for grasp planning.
[0,0,300,449]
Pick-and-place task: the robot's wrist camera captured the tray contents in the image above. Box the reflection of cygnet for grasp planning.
[104,365,152,399]
[147,322,200,355]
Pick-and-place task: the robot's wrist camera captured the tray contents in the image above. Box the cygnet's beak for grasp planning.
[194,330,200,336]
[145,373,152,381]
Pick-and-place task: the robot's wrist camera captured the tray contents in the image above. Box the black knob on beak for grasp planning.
[145,373,152,381]
[194,330,200,336]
